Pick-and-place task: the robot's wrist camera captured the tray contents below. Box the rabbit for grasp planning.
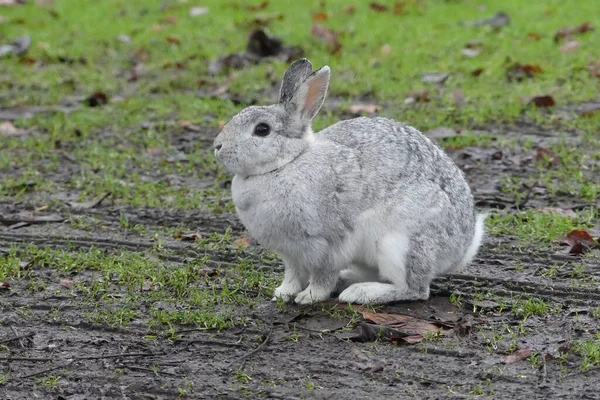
[213,58,486,305]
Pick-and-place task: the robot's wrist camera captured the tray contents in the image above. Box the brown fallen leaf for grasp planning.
[506,63,542,82]
[554,230,600,255]
[587,60,600,79]
[85,92,108,107]
[166,36,180,45]
[559,40,579,53]
[142,279,152,291]
[177,120,201,132]
[0,282,10,290]
[67,192,111,210]
[361,311,446,336]
[0,121,26,136]
[527,32,542,41]
[554,22,593,42]
[312,12,327,21]
[528,95,556,108]
[349,104,380,115]
[234,235,252,248]
[150,24,163,32]
[311,23,342,55]
[471,68,484,77]
[146,147,165,157]
[504,348,532,364]
[342,5,355,13]
[393,1,404,15]
[247,1,269,11]
[369,2,388,12]
[535,207,577,218]
[535,147,561,165]
[450,89,465,108]
[162,15,177,24]
[175,232,202,241]
[405,90,430,103]
[59,278,73,288]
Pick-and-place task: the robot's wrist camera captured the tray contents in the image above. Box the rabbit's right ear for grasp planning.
[278,58,314,104]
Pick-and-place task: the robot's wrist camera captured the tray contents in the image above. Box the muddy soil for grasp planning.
[1,120,599,400]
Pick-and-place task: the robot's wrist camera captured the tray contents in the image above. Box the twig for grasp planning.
[76,352,159,361]
[116,364,179,377]
[0,356,53,362]
[19,361,74,379]
[292,325,357,346]
[0,331,35,345]
[174,338,247,348]
[228,331,272,370]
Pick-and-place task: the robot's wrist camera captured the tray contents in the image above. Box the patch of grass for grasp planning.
[512,297,550,317]
[574,333,600,371]
[1,244,280,330]
[486,208,598,243]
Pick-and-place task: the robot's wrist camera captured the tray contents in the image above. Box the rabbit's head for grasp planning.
[214,59,330,176]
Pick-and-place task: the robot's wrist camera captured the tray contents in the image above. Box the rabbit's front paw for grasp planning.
[294,285,331,305]
[271,282,302,302]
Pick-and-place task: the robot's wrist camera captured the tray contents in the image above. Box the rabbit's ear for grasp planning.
[279,59,313,104]
[288,66,330,122]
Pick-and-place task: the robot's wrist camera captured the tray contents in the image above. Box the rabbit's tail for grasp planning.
[456,213,487,270]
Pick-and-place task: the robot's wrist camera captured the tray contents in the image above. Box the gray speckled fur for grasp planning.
[214,59,485,305]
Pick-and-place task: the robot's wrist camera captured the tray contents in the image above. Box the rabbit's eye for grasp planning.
[253,123,270,137]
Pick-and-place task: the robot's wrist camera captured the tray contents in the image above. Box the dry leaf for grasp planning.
[554,230,600,255]
[146,147,165,157]
[0,121,25,136]
[60,278,73,288]
[450,89,465,107]
[471,68,484,77]
[559,40,579,53]
[142,279,152,291]
[175,232,202,241]
[504,348,532,364]
[312,12,327,21]
[554,22,593,42]
[405,90,430,103]
[247,1,269,11]
[380,44,392,55]
[166,37,180,45]
[342,5,355,13]
[421,72,449,84]
[527,32,541,41]
[369,2,388,12]
[234,236,252,248]
[311,23,342,55]
[0,282,10,290]
[393,1,404,15]
[535,147,561,165]
[529,95,556,108]
[177,120,201,132]
[85,92,108,107]
[361,311,443,336]
[349,104,380,115]
[162,16,177,24]
[190,7,209,17]
[150,24,163,32]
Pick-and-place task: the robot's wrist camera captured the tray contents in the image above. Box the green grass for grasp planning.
[0,243,279,331]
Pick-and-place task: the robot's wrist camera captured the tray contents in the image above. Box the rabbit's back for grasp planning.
[317,117,473,209]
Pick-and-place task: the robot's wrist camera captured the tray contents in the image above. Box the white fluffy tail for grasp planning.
[456,213,487,270]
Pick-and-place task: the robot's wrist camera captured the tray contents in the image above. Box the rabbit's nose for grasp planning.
[215,143,223,151]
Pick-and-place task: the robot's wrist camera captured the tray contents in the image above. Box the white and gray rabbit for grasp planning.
[214,59,485,305]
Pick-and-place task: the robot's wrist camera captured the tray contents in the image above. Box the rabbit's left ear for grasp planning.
[279,58,313,104]
[286,66,330,122]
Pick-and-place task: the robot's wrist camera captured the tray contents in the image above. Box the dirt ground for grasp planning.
[1,120,600,400]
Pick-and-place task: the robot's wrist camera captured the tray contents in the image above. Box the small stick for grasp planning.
[0,356,53,362]
[76,352,159,361]
[0,331,35,345]
[19,361,73,379]
[228,331,272,369]
[117,364,179,376]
